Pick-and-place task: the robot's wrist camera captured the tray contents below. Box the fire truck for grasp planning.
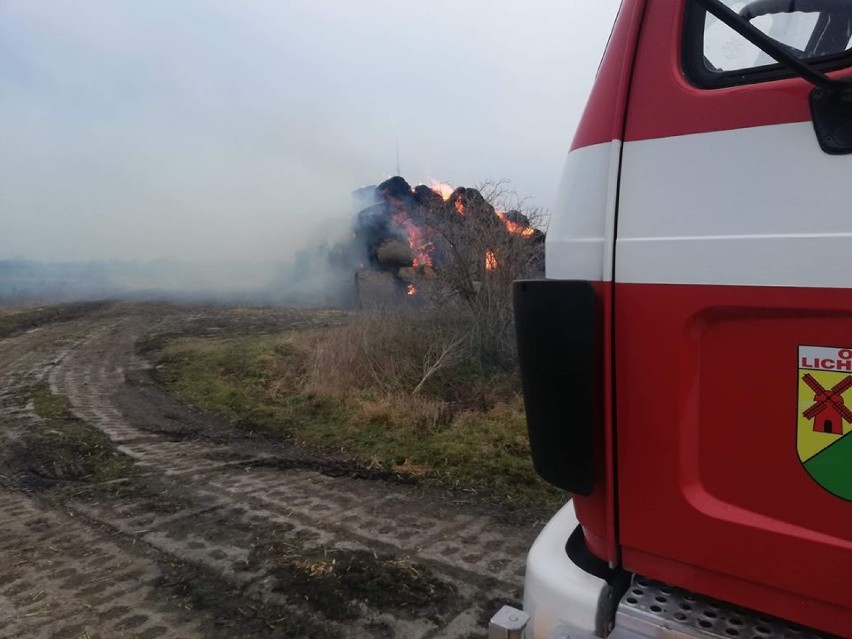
[490,1,852,637]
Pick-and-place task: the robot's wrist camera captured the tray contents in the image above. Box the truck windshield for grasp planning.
[703,0,852,72]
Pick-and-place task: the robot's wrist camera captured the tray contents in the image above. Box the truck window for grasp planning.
[684,0,852,87]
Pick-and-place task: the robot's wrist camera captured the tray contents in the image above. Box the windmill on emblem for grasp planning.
[801,373,852,435]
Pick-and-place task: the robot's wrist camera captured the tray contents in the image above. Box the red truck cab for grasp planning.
[495,1,852,637]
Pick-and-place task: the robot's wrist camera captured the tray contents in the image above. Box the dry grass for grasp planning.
[303,309,468,398]
[301,308,519,409]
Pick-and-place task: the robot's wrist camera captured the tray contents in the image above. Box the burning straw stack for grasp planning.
[352,176,544,307]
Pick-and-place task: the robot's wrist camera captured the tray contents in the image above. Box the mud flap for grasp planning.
[513,279,600,495]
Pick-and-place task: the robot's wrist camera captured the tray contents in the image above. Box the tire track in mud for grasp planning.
[0,316,219,638]
[0,304,544,638]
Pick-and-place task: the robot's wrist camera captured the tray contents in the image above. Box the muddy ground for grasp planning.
[0,302,550,638]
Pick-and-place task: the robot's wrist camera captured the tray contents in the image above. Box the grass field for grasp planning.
[154,325,564,513]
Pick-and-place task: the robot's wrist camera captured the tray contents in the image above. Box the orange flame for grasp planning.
[406,284,417,296]
[485,250,497,271]
[392,211,433,268]
[454,198,465,216]
[429,179,455,201]
[496,211,535,238]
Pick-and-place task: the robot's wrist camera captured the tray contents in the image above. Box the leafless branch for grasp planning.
[412,335,466,395]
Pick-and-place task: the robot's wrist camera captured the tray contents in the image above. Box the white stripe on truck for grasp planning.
[546,140,621,282]
[616,122,852,288]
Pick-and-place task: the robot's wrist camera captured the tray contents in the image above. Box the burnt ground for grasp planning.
[0,302,547,638]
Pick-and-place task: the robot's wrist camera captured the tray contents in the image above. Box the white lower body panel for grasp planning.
[523,500,608,638]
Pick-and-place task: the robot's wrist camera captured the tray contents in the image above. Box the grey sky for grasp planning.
[0,0,620,262]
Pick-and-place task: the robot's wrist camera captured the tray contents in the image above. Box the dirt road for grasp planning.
[0,303,547,639]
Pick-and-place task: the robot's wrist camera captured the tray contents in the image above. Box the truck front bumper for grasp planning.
[521,500,609,638]
[495,501,835,638]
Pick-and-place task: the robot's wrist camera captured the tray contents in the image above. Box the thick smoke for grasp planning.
[1,175,545,308]
[0,259,285,305]
[0,1,617,306]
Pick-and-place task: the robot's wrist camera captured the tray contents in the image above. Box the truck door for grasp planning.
[614,0,852,635]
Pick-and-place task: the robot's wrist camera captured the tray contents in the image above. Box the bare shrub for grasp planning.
[410,180,546,366]
[303,309,469,401]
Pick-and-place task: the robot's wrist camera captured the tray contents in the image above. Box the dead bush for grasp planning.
[411,180,547,366]
[303,309,469,402]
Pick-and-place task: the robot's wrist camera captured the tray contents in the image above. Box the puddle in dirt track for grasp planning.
[0,302,543,638]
